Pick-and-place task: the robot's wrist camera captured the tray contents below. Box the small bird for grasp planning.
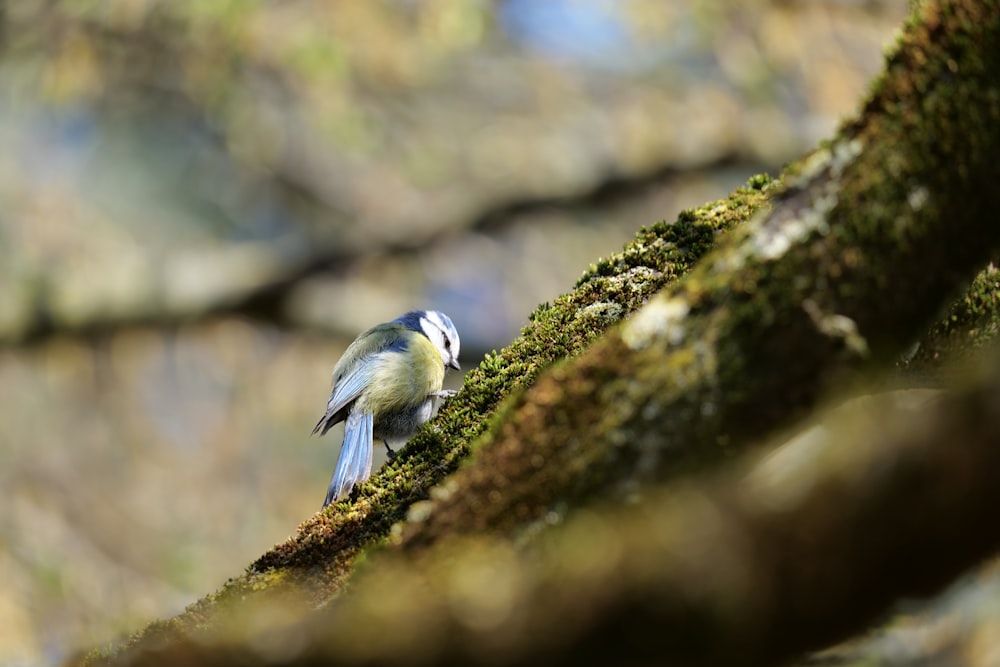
[313,310,461,507]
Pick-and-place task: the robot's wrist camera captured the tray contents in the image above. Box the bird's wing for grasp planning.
[324,409,374,506]
[327,363,371,417]
[312,361,370,434]
[313,329,398,435]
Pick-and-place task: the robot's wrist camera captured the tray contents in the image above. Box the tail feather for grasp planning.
[323,410,374,507]
[311,414,327,436]
[312,406,347,436]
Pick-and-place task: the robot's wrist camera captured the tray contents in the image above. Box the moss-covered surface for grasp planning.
[901,263,1000,379]
[84,178,773,662]
[392,0,1000,551]
[320,361,1000,667]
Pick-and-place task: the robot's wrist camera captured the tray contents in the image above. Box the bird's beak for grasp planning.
[449,359,461,371]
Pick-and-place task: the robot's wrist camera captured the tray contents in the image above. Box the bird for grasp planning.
[313,310,461,507]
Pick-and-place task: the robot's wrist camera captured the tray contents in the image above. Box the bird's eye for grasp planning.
[445,339,451,349]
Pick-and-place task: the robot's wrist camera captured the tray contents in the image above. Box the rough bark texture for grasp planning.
[394,0,1000,548]
[76,0,1000,664]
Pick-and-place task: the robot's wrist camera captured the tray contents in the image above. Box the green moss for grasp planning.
[900,264,1000,377]
[384,0,1000,555]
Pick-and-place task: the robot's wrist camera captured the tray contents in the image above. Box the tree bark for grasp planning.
[395,0,1000,549]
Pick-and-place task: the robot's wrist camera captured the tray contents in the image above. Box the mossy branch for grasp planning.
[395,0,1000,549]
[92,170,774,650]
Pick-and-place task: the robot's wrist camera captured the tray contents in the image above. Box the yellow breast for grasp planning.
[360,332,444,412]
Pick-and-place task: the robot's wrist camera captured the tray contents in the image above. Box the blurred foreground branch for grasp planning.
[108,358,1000,667]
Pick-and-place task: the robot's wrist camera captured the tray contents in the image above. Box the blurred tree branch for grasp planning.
[0,153,747,348]
[4,1,773,347]
[73,0,1000,664]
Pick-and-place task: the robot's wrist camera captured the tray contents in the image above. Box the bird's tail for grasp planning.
[323,410,374,507]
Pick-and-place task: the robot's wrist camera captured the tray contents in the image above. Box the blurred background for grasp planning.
[0,0,909,664]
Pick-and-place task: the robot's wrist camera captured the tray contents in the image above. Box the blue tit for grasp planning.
[313,310,461,507]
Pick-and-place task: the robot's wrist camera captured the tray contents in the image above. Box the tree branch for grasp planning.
[396,0,1000,549]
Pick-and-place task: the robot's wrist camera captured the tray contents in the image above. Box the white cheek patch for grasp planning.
[420,312,460,367]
